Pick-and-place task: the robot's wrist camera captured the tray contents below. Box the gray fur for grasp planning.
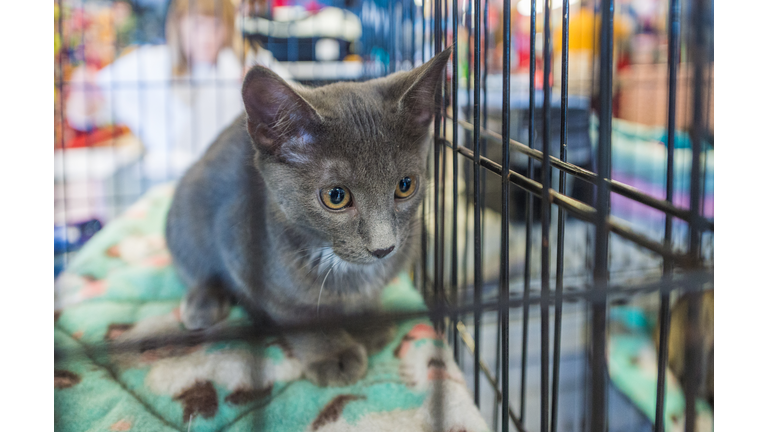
[165,48,452,386]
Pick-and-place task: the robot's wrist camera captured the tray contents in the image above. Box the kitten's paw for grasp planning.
[351,324,396,355]
[305,344,368,387]
[180,286,231,330]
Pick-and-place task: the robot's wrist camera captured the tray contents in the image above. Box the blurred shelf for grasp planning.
[54,133,144,182]
[283,61,363,81]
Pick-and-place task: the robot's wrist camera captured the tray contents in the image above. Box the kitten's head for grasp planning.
[242,49,451,266]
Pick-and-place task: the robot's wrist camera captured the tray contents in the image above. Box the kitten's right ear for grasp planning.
[241,66,320,155]
[396,47,453,129]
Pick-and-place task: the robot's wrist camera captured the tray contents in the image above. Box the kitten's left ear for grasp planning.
[241,66,321,157]
[394,47,453,129]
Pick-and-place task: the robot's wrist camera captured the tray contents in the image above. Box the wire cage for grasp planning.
[54,0,714,431]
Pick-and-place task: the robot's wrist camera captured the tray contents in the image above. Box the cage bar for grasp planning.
[590,0,615,430]
[448,118,713,232]
[451,0,460,363]
[472,0,483,407]
[521,0,537,424]
[683,0,709,430]
[551,0,570,430]
[540,0,553,429]
[500,0,511,430]
[654,0,682,429]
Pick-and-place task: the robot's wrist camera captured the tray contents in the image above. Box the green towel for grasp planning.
[608,308,714,432]
[54,184,490,432]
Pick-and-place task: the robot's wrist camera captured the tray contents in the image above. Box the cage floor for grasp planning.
[460,303,652,432]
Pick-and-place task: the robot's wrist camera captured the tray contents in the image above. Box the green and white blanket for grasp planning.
[54,184,490,432]
[608,308,714,432]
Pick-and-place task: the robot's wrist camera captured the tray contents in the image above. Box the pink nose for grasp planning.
[369,245,394,259]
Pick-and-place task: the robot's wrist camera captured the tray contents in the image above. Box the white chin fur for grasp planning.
[313,246,389,278]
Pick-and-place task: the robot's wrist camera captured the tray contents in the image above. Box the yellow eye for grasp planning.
[321,186,352,210]
[395,176,417,199]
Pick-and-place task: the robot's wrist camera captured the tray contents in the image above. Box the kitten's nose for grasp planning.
[369,245,395,259]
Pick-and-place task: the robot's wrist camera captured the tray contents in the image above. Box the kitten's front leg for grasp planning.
[287,330,368,387]
[180,283,231,330]
[347,322,396,355]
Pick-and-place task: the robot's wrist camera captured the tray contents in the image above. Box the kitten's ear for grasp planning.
[396,47,453,129]
[242,66,320,155]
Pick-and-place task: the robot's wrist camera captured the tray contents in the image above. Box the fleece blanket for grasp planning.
[54,184,490,432]
[608,308,714,432]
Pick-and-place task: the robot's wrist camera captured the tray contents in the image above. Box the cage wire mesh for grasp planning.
[54,0,714,431]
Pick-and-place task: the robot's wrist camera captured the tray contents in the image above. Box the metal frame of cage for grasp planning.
[55,0,714,431]
[416,0,713,431]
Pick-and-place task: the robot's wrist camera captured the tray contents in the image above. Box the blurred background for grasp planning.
[54,1,714,430]
[54,0,713,274]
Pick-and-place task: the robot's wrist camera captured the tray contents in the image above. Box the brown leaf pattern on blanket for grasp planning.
[428,358,446,369]
[311,395,366,431]
[225,385,273,405]
[55,370,81,389]
[104,323,134,341]
[393,334,415,357]
[139,342,201,362]
[267,336,295,359]
[174,381,218,422]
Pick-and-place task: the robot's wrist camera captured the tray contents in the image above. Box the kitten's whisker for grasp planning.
[312,247,333,283]
[301,251,325,280]
[272,225,293,240]
[227,216,247,232]
[285,247,313,264]
[297,248,320,274]
[317,259,340,318]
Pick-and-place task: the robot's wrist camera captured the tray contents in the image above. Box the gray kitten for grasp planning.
[165,48,452,386]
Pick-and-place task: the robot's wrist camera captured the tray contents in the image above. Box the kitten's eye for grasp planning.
[395,176,417,199]
[321,186,352,210]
